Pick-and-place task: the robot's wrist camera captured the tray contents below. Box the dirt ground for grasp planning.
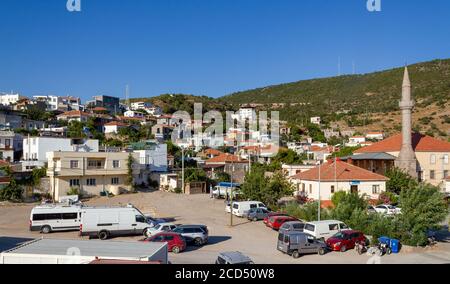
[1,191,449,264]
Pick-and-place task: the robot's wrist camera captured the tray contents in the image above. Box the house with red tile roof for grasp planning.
[446,177,450,194]
[104,121,129,134]
[290,160,388,204]
[354,133,450,186]
[205,153,249,183]
[57,110,91,123]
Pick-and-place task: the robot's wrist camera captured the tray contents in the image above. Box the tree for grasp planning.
[126,153,135,191]
[0,166,23,202]
[330,146,360,158]
[397,184,448,246]
[214,172,231,183]
[330,192,368,226]
[67,121,86,138]
[183,168,208,183]
[385,167,418,195]
[241,166,295,208]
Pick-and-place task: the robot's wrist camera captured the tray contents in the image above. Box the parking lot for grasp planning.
[1,191,449,264]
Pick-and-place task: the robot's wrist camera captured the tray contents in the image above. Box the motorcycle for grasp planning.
[355,241,368,255]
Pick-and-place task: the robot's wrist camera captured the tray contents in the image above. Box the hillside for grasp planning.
[221,59,450,117]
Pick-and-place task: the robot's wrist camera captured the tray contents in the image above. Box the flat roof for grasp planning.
[4,238,166,259]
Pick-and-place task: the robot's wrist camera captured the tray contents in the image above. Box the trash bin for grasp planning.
[378,236,390,246]
[390,239,400,254]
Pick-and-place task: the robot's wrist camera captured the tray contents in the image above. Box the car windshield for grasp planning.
[333,232,346,239]
[388,205,396,209]
[340,223,349,229]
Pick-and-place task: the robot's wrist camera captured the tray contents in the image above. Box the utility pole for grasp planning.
[230,157,234,227]
[52,160,56,204]
[318,159,322,221]
[181,147,185,194]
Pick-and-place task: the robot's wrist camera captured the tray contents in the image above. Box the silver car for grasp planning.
[172,225,209,246]
[279,221,305,234]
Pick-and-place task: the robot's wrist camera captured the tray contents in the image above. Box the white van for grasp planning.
[303,220,351,241]
[80,204,153,240]
[30,204,82,234]
[230,201,267,217]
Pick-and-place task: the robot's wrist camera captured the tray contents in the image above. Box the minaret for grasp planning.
[395,67,417,178]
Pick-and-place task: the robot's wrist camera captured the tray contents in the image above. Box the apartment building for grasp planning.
[33,95,61,111]
[0,93,26,106]
[47,151,140,200]
[22,137,99,171]
[0,131,23,161]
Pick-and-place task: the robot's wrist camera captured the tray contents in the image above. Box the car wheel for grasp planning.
[340,245,347,252]
[318,248,326,256]
[41,225,51,234]
[172,246,180,254]
[98,231,109,240]
[292,250,300,259]
[387,248,392,255]
[143,228,151,238]
[194,238,203,246]
[253,217,258,222]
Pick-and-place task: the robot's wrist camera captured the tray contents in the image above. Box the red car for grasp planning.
[326,230,367,252]
[263,212,289,225]
[266,216,298,230]
[142,232,186,253]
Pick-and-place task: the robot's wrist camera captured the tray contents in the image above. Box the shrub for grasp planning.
[67,187,80,197]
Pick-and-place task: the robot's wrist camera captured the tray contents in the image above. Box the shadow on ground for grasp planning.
[185,236,232,252]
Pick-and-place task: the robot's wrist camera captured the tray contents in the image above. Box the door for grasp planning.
[351,185,358,194]
[304,235,318,254]
[134,215,148,234]
[60,212,80,231]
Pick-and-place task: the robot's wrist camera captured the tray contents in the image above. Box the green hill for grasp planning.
[220,59,450,123]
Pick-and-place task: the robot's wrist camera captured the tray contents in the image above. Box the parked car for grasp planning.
[267,216,298,230]
[228,201,267,217]
[215,252,254,264]
[367,205,377,214]
[144,222,178,237]
[277,231,327,258]
[247,208,271,221]
[142,232,186,254]
[375,204,401,215]
[279,221,305,234]
[326,230,367,252]
[303,220,351,241]
[263,212,289,225]
[172,225,209,246]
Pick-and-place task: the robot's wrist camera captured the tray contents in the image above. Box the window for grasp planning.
[135,215,146,223]
[111,177,119,185]
[86,178,96,186]
[88,160,103,169]
[430,170,435,180]
[69,179,80,187]
[70,160,79,169]
[372,185,381,194]
[430,154,436,164]
[329,224,339,231]
[309,184,312,194]
[444,155,449,165]
[113,160,120,168]
[5,139,11,147]
[444,171,449,179]
[330,185,335,194]
[62,213,78,220]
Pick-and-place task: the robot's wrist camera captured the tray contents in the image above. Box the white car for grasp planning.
[375,205,401,215]
[144,222,178,237]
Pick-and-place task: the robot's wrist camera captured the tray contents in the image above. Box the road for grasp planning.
[1,191,449,264]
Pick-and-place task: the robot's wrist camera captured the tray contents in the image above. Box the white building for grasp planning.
[131,101,151,110]
[33,95,61,111]
[346,136,366,147]
[291,160,387,205]
[366,132,384,140]
[124,110,145,119]
[446,178,450,194]
[22,137,99,171]
[0,93,26,106]
[104,121,128,134]
[282,164,316,177]
[310,117,321,125]
[0,131,23,161]
[238,107,257,121]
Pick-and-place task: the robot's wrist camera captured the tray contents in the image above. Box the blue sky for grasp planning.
[0,0,449,102]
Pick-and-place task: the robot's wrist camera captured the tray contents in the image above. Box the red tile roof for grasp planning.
[355,133,450,153]
[104,121,128,127]
[204,148,224,156]
[205,153,248,164]
[58,110,91,118]
[92,107,107,112]
[292,160,388,182]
